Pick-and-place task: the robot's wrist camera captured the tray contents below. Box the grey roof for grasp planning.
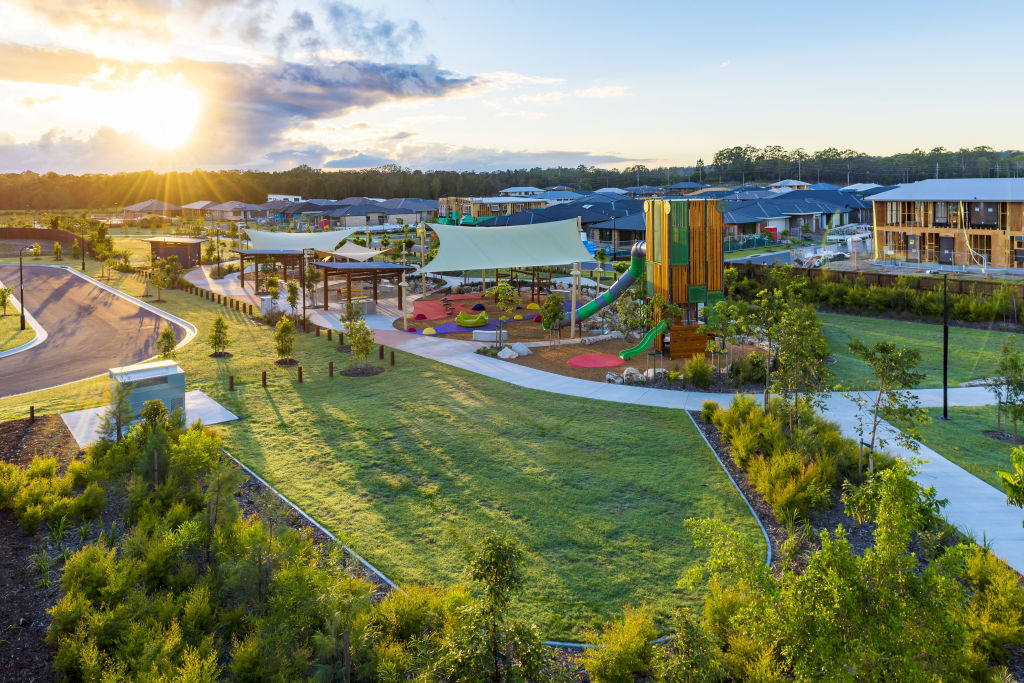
[375,197,438,211]
[182,200,216,210]
[624,185,662,194]
[770,179,810,187]
[722,190,868,225]
[594,187,627,194]
[260,199,295,211]
[123,199,181,212]
[666,181,709,189]
[866,179,1024,202]
[208,201,266,211]
[499,186,543,193]
[591,213,645,232]
[545,185,574,191]
[535,190,586,200]
[808,182,840,191]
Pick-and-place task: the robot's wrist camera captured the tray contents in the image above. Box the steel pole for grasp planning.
[19,247,26,330]
[942,273,950,420]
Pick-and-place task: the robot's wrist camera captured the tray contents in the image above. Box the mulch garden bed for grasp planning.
[986,430,1024,446]
[339,366,385,377]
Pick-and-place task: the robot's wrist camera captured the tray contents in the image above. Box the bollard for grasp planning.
[29,405,34,423]
[298,366,303,383]
[262,370,267,387]
[229,375,234,391]
[316,327,320,337]
[340,332,344,345]
[327,329,332,341]
[379,344,384,360]
[390,350,395,366]
[329,361,334,377]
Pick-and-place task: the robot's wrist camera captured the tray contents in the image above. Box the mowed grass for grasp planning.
[917,405,1020,493]
[0,311,35,352]
[0,268,763,638]
[821,312,1019,389]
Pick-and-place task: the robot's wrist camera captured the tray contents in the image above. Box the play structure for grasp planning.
[551,199,724,361]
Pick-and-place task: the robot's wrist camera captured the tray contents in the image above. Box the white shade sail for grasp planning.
[318,242,391,262]
[416,219,592,274]
[245,228,356,252]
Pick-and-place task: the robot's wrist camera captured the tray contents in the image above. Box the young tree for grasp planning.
[594,248,608,289]
[540,292,566,345]
[998,446,1024,528]
[52,241,63,261]
[739,286,789,412]
[70,239,82,262]
[993,337,1024,436]
[157,324,177,359]
[346,319,375,368]
[487,280,522,341]
[150,262,170,301]
[208,315,230,356]
[0,286,12,316]
[30,242,41,258]
[467,532,525,683]
[285,279,300,321]
[97,379,134,443]
[304,262,319,306]
[772,303,832,430]
[266,276,280,312]
[274,316,295,362]
[847,338,928,475]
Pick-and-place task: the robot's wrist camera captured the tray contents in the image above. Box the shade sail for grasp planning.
[318,242,390,262]
[416,219,592,274]
[245,228,356,252]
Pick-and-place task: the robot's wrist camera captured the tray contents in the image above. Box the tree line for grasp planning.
[2,144,1023,210]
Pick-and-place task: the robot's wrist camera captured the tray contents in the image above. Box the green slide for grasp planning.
[618,319,668,361]
[545,241,647,329]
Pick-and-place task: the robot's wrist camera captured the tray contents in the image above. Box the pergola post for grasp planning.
[346,274,352,304]
[398,274,404,311]
[372,273,379,302]
[240,253,245,289]
[323,266,329,309]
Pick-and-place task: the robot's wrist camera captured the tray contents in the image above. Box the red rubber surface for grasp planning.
[566,353,626,369]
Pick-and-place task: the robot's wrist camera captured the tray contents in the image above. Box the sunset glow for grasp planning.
[115,82,202,149]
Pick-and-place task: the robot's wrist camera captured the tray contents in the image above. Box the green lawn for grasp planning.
[822,312,1018,389]
[917,406,1020,493]
[0,267,763,638]
[0,311,35,352]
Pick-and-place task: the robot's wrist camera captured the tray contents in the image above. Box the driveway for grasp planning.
[0,265,188,397]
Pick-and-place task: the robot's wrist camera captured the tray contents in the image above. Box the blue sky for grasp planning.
[0,0,1021,173]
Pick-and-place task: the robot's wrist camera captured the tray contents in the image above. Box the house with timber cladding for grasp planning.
[869,179,1024,268]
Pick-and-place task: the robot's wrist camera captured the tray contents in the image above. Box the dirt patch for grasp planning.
[274,358,298,366]
[0,415,80,469]
[986,431,1024,446]
[209,352,233,358]
[336,345,351,353]
[339,365,385,377]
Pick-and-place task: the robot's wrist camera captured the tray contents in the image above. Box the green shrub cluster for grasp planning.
[0,457,104,534]
[729,266,1023,325]
[705,395,866,524]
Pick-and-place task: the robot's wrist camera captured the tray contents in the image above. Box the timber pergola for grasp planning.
[313,261,415,310]
[233,249,307,293]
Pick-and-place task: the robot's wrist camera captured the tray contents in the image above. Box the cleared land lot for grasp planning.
[0,274,763,639]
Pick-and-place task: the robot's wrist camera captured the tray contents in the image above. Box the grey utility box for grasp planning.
[108,360,186,417]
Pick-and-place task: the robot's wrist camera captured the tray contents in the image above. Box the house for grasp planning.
[145,236,205,268]
[123,200,181,220]
[375,197,439,222]
[722,190,871,240]
[665,181,710,196]
[808,182,841,191]
[869,178,1024,267]
[545,185,574,191]
[594,187,628,195]
[535,190,586,206]
[498,186,544,197]
[181,200,216,217]
[769,179,811,192]
[437,196,547,224]
[623,185,663,198]
[206,201,267,222]
[267,193,302,203]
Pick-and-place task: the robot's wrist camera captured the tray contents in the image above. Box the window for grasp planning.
[885,202,899,226]
[1000,202,1009,228]
[900,202,915,224]
[923,233,940,262]
[933,201,948,225]
[490,204,500,212]
[970,234,992,262]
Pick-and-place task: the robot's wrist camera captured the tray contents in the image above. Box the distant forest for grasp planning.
[2,145,1023,210]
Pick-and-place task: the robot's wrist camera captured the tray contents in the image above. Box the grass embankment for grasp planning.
[821,312,1017,389]
[0,311,35,352]
[917,405,1020,493]
[0,267,763,638]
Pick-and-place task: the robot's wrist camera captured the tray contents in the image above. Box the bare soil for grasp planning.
[339,365,385,377]
[986,430,1024,446]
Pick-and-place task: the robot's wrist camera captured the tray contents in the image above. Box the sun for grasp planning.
[122,82,203,149]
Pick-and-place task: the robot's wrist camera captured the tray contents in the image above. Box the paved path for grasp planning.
[0,266,190,398]
[188,274,1024,572]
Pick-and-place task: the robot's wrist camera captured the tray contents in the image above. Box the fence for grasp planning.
[724,235,780,252]
[0,226,86,246]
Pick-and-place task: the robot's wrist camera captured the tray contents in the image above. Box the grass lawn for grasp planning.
[0,311,35,352]
[0,264,763,638]
[821,312,1018,389]
[917,405,1021,493]
[725,245,788,260]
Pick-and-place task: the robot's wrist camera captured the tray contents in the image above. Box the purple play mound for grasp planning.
[407,318,503,335]
[472,303,486,311]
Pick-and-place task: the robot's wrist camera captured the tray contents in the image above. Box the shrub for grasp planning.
[656,610,727,682]
[73,483,106,520]
[67,460,90,489]
[966,546,1024,661]
[48,591,93,643]
[748,450,835,523]
[581,605,657,683]
[683,355,713,390]
[19,503,46,534]
[26,456,58,480]
[0,462,25,508]
[62,545,117,602]
[700,399,719,424]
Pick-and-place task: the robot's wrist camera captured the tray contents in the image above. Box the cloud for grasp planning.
[324,153,399,169]
[719,60,730,69]
[574,86,630,98]
[324,1,423,60]
[17,95,60,108]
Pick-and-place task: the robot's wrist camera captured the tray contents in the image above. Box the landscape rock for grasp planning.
[607,330,625,339]
[644,367,668,381]
[497,346,519,360]
[622,367,645,383]
[509,342,532,356]
[605,372,623,384]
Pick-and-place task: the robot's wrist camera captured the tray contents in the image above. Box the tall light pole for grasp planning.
[417,222,426,296]
[941,273,950,420]
[18,246,29,330]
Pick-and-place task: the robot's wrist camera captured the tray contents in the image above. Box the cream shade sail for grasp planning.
[415,219,592,274]
[245,228,356,252]
[318,241,390,262]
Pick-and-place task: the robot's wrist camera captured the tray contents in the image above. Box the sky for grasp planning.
[0,0,1022,174]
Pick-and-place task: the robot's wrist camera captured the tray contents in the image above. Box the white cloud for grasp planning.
[574,86,629,98]
[719,60,730,69]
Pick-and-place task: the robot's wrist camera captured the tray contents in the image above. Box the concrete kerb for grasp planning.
[0,275,47,359]
[0,265,198,400]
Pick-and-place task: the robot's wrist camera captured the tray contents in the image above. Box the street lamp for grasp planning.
[18,246,29,330]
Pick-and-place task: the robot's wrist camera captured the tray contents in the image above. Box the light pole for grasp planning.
[941,273,950,420]
[417,223,426,296]
[18,246,29,330]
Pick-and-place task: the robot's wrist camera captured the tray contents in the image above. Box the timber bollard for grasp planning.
[390,350,395,366]
[316,327,320,337]
[298,366,303,383]
[29,405,34,423]
[229,376,234,391]
[329,361,334,377]
[379,345,384,360]
[262,371,267,387]
[340,332,344,345]
[327,329,332,341]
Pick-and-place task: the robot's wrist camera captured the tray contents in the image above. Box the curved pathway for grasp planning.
[0,266,190,398]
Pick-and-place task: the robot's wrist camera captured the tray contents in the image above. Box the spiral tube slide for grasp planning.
[545,241,646,328]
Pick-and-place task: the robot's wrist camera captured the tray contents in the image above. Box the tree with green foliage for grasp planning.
[274,316,295,362]
[487,280,521,341]
[30,242,41,258]
[286,279,300,321]
[772,303,832,430]
[846,338,928,475]
[0,286,12,316]
[150,258,171,301]
[993,337,1024,437]
[70,239,81,262]
[53,241,63,261]
[467,532,526,683]
[998,446,1024,528]
[266,275,280,312]
[98,379,134,442]
[738,286,788,412]
[540,292,566,344]
[304,262,319,306]
[207,315,230,356]
[156,324,177,359]
[346,319,375,369]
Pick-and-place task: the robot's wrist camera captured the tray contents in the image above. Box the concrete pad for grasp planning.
[61,390,238,448]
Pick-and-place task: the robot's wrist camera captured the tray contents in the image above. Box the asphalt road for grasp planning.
[0,266,187,398]
[726,250,794,266]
